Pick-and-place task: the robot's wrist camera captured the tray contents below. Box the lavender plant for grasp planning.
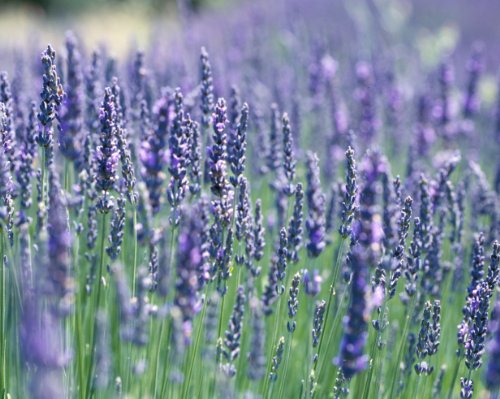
[0,4,498,399]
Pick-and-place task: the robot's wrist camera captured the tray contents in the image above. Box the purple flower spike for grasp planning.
[336,245,369,379]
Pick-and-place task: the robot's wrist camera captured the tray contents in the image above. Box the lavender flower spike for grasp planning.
[188,117,202,195]
[463,43,484,119]
[355,150,386,265]
[0,72,16,170]
[266,103,281,173]
[336,245,368,379]
[174,210,202,343]
[209,97,229,197]
[253,199,266,261]
[222,285,246,377]
[47,166,73,315]
[247,301,266,381]
[140,88,170,214]
[235,176,251,244]
[303,269,322,297]
[305,152,326,258]
[96,87,119,213]
[460,378,473,399]
[262,228,288,315]
[0,134,13,235]
[486,240,499,292]
[229,102,249,187]
[339,147,357,238]
[208,98,233,226]
[312,300,326,348]
[269,336,285,382]
[200,47,214,129]
[485,298,500,392]
[388,196,413,299]
[414,300,440,375]
[281,112,296,196]
[355,62,378,144]
[287,272,301,333]
[167,89,190,225]
[59,32,84,162]
[287,182,304,263]
[21,303,69,399]
[106,194,126,260]
[468,232,485,295]
[17,102,38,210]
[38,45,64,167]
[464,281,490,371]
[111,79,137,204]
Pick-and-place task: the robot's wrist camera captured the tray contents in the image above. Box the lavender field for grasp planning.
[0,0,499,398]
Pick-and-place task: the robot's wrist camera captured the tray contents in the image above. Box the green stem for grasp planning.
[234,267,248,388]
[388,295,416,399]
[182,293,208,399]
[373,323,388,399]
[212,226,228,396]
[277,331,293,399]
[361,332,379,399]
[131,208,138,297]
[74,197,88,399]
[0,231,5,395]
[153,225,177,398]
[447,355,462,399]
[153,321,166,398]
[38,147,47,231]
[316,282,349,388]
[312,238,347,385]
[263,244,296,398]
[75,298,85,399]
[361,300,388,399]
[85,212,108,398]
[40,148,46,200]
[303,299,315,399]
[159,317,174,399]
[64,159,70,193]
[263,253,293,396]
[263,293,284,399]
[216,293,226,346]
[414,373,424,398]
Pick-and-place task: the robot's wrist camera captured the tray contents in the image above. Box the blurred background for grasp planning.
[0,0,211,13]
[0,0,499,71]
[0,0,224,53]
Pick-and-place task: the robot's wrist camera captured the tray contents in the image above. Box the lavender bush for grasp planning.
[0,1,499,398]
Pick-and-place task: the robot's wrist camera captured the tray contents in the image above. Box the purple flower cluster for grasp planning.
[140,89,170,214]
[339,147,357,239]
[38,45,64,166]
[221,285,246,376]
[174,210,203,342]
[95,87,119,212]
[485,298,500,392]
[208,98,233,225]
[199,47,214,129]
[337,245,368,379]
[0,72,16,171]
[59,32,84,162]
[305,152,326,258]
[46,167,73,315]
[167,89,190,224]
